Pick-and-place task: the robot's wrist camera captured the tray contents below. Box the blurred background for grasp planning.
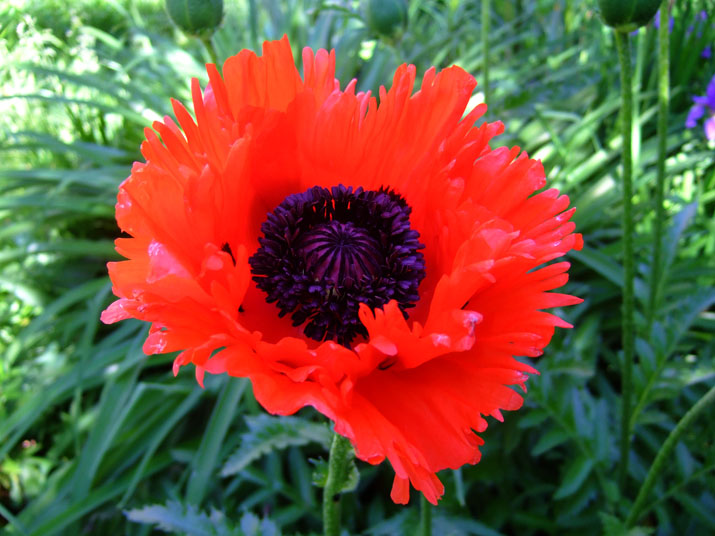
[1,0,713,534]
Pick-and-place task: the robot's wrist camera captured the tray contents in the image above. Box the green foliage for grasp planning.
[221,415,331,478]
[311,454,359,494]
[362,0,408,39]
[125,500,280,535]
[599,512,654,536]
[1,1,714,535]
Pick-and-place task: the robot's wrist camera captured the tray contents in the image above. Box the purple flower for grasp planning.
[686,74,715,141]
[652,9,675,32]
[646,9,713,59]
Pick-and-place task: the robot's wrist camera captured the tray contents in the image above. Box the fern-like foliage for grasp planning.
[125,500,280,536]
[221,415,331,477]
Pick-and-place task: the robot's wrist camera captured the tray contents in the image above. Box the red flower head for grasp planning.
[102,36,583,505]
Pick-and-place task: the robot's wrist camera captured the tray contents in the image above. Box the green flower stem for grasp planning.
[626,384,715,527]
[323,433,354,536]
[248,0,259,50]
[615,29,635,493]
[647,0,670,329]
[420,495,432,536]
[481,0,490,105]
[200,35,219,67]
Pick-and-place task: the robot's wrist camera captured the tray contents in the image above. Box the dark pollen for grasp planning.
[221,242,236,266]
[248,184,425,346]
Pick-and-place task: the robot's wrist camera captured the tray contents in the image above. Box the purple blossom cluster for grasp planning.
[686,75,715,141]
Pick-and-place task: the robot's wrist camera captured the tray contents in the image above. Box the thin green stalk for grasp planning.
[641,463,715,516]
[0,502,28,535]
[632,29,645,170]
[615,30,635,493]
[323,433,354,536]
[200,35,219,66]
[70,286,110,456]
[248,0,259,50]
[420,495,432,536]
[626,384,715,527]
[647,0,670,329]
[481,0,490,105]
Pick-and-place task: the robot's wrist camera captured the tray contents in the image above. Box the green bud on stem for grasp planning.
[165,0,224,36]
[363,0,408,39]
[597,0,660,33]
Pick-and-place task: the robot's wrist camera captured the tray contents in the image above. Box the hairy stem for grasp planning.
[647,0,670,329]
[200,35,219,67]
[248,0,259,50]
[615,29,635,493]
[626,384,715,527]
[323,433,354,536]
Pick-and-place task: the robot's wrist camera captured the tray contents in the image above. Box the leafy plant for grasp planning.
[1,1,713,535]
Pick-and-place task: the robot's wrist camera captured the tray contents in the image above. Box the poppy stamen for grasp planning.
[248,184,425,346]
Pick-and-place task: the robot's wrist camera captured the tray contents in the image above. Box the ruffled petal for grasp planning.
[686,103,705,128]
[328,348,532,504]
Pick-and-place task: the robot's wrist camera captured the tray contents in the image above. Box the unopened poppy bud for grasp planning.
[363,0,408,38]
[597,0,661,32]
[165,0,223,36]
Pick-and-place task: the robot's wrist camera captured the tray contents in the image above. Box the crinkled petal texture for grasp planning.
[102,37,583,505]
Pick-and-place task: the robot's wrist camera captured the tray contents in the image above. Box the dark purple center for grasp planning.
[298,221,382,284]
[248,184,425,346]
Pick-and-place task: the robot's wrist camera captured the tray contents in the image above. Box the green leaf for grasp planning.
[517,409,550,429]
[186,378,248,505]
[119,387,204,506]
[553,454,594,500]
[571,246,622,287]
[635,337,656,377]
[452,467,466,507]
[126,501,215,536]
[531,426,570,456]
[69,341,145,500]
[593,399,612,463]
[662,202,697,270]
[221,414,331,477]
[674,491,715,530]
[20,452,172,535]
[238,511,281,536]
[0,321,144,461]
[125,500,269,536]
[570,387,592,439]
[310,457,359,494]
[599,512,654,536]
[432,512,506,536]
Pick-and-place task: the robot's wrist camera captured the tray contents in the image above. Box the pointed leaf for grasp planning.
[221,415,331,477]
[531,426,569,456]
[126,501,220,536]
[553,454,594,500]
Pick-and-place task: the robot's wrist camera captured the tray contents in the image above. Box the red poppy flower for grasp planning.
[101,36,583,505]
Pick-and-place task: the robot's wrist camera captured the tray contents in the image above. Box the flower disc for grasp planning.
[248,184,425,346]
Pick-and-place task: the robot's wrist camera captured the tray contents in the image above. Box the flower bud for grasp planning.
[597,0,660,32]
[165,0,223,36]
[363,0,408,39]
